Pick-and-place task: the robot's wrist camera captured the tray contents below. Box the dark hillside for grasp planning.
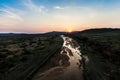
[70,28,120,80]
[72,28,120,34]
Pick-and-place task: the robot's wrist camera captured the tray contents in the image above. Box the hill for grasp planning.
[45,31,67,35]
[72,28,120,34]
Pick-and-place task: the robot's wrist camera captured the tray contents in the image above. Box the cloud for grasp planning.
[0,6,23,21]
[2,10,22,21]
[0,5,24,28]
[24,0,47,13]
[0,0,48,30]
[54,6,64,9]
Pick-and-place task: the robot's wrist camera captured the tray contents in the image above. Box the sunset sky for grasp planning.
[0,0,120,33]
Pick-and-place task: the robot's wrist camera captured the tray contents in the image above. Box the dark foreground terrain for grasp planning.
[0,28,120,80]
[71,28,120,80]
[0,34,63,80]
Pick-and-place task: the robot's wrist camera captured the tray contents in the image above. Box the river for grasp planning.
[32,35,83,80]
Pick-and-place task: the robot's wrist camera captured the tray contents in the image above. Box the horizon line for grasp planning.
[0,27,120,34]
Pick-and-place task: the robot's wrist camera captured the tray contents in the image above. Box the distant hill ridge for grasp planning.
[0,33,44,36]
[0,28,120,36]
[45,31,67,35]
[75,28,120,34]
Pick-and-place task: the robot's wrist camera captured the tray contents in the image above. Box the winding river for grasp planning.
[32,35,83,80]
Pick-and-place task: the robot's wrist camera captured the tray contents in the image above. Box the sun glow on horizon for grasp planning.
[67,28,72,33]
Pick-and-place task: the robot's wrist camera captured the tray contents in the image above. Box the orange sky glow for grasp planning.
[0,0,120,33]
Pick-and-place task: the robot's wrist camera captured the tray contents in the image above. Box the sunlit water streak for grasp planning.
[32,35,83,80]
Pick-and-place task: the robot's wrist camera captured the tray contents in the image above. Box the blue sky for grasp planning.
[0,0,119,8]
[0,0,120,33]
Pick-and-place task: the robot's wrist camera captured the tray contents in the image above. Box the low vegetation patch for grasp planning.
[71,32,120,80]
[0,35,63,80]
